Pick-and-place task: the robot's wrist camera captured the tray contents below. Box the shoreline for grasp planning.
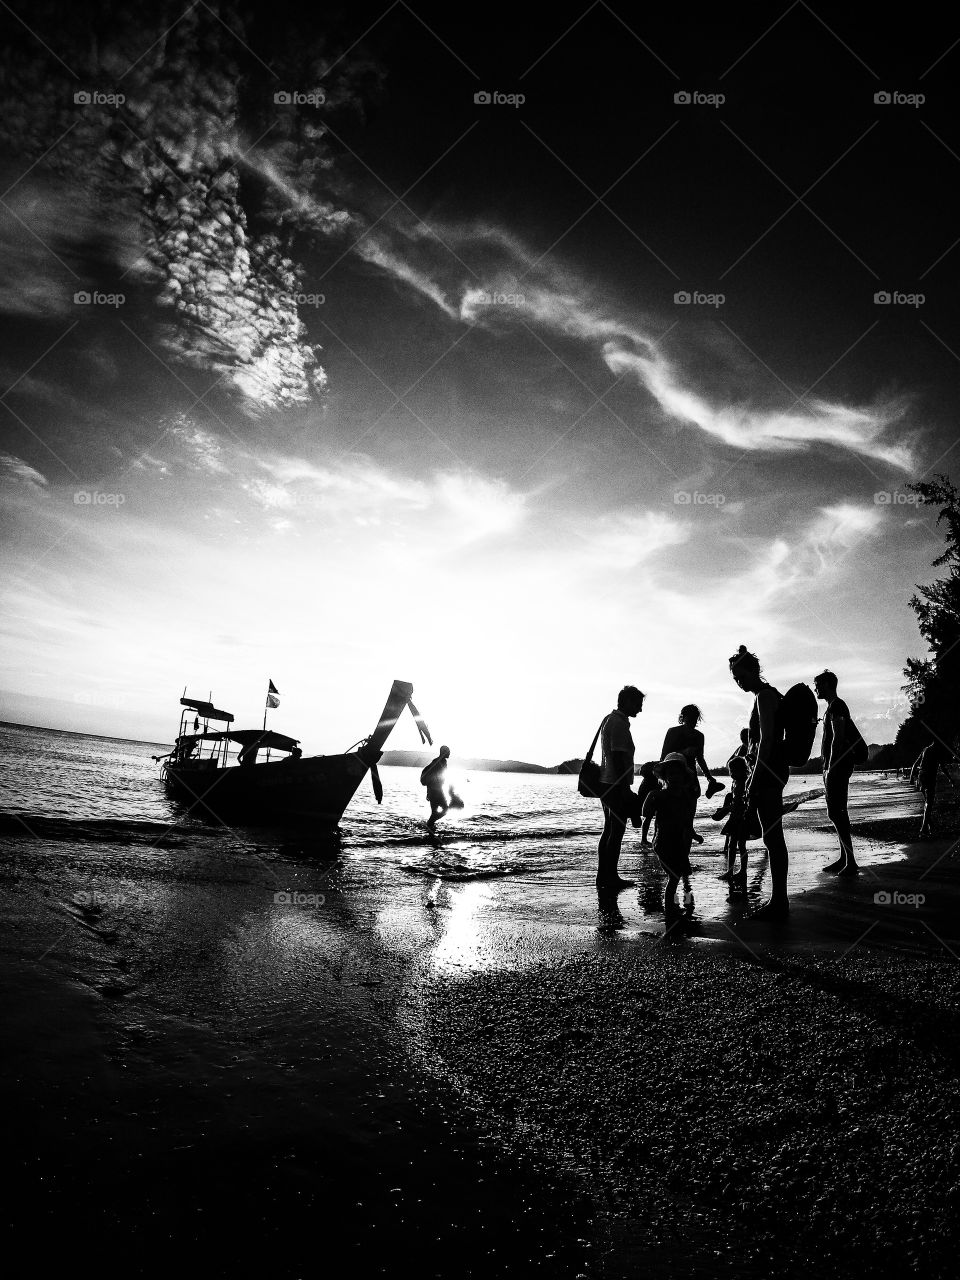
[3,776,960,1276]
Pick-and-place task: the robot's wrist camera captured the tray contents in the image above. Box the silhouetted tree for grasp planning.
[894,717,933,768]
[903,474,960,744]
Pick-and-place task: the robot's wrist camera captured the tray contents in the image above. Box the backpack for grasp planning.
[420,759,441,786]
[780,683,819,767]
[846,719,870,767]
[577,720,605,799]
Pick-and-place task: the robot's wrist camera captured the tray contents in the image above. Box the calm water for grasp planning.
[0,720,909,921]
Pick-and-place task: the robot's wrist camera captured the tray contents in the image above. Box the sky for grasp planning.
[0,0,958,764]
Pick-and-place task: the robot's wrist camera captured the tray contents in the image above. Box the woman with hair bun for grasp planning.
[728,645,791,920]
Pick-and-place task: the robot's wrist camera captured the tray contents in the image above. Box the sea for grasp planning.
[0,720,910,928]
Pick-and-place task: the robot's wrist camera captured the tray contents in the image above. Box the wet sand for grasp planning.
[3,774,960,1277]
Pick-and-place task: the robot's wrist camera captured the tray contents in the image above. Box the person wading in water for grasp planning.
[421,746,451,828]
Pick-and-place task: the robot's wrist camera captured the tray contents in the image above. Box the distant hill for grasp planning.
[380,750,552,774]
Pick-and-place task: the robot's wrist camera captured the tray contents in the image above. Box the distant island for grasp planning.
[381,742,897,777]
[380,750,554,774]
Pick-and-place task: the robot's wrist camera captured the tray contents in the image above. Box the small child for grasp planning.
[642,752,697,916]
[711,755,750,888]
[636,761,659,846]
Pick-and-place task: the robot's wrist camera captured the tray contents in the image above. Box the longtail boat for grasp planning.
[156,680,430,827]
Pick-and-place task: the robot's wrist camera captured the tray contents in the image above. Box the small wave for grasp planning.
[0,812,206,846]
[361,825,581,849]
[401,861,530,881]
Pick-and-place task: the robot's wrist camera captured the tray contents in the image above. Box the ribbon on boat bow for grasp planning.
[406,696,432,746]
[370,762,383,804]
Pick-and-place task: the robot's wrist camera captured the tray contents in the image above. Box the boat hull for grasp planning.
[162,751,371,828]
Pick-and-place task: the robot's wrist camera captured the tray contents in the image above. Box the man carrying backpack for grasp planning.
[814,670,866,876]
[421,745,451,828]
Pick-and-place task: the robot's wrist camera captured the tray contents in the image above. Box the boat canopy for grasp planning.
[179,728,300,751]
[181,697,234,723]
[229,729,300,751]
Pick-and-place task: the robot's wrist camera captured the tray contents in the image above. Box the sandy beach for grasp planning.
[3,773,960,1277]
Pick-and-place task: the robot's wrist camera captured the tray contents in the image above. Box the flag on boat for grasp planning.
[265,679,280,710]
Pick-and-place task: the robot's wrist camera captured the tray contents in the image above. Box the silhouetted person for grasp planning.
[660,704,724,845]
[913,741,952,838]
[729,644,790,920]
[814,669,861,875]
[596,685,644,890]
[728,727,750,767]
[421,746,451,828]
[713,754,750,888]
[643,753,696,916]
[636,760,659,847]
[660,705,724,799]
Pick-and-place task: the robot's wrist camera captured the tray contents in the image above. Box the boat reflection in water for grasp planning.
[156,680,431,830]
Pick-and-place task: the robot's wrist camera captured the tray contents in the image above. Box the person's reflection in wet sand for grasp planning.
[638,871,664,918]
[596,886,627,933]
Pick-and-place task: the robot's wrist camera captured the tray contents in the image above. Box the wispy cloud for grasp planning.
[571,509,689,569]
[356,215,917,472]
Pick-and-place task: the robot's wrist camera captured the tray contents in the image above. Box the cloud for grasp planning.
[165,417,230,474]
[0,3,374,414]
[603,341,913,470]
[572,510,689,569]
[0,453,48,491]
[248,452,526,547]
[355,237,460,318]
[353,214,917,472]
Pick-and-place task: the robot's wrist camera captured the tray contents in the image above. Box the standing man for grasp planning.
[814,670,862,875]
[728,645,790,921]
[421,745,451,828]
[597,685,645,891]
